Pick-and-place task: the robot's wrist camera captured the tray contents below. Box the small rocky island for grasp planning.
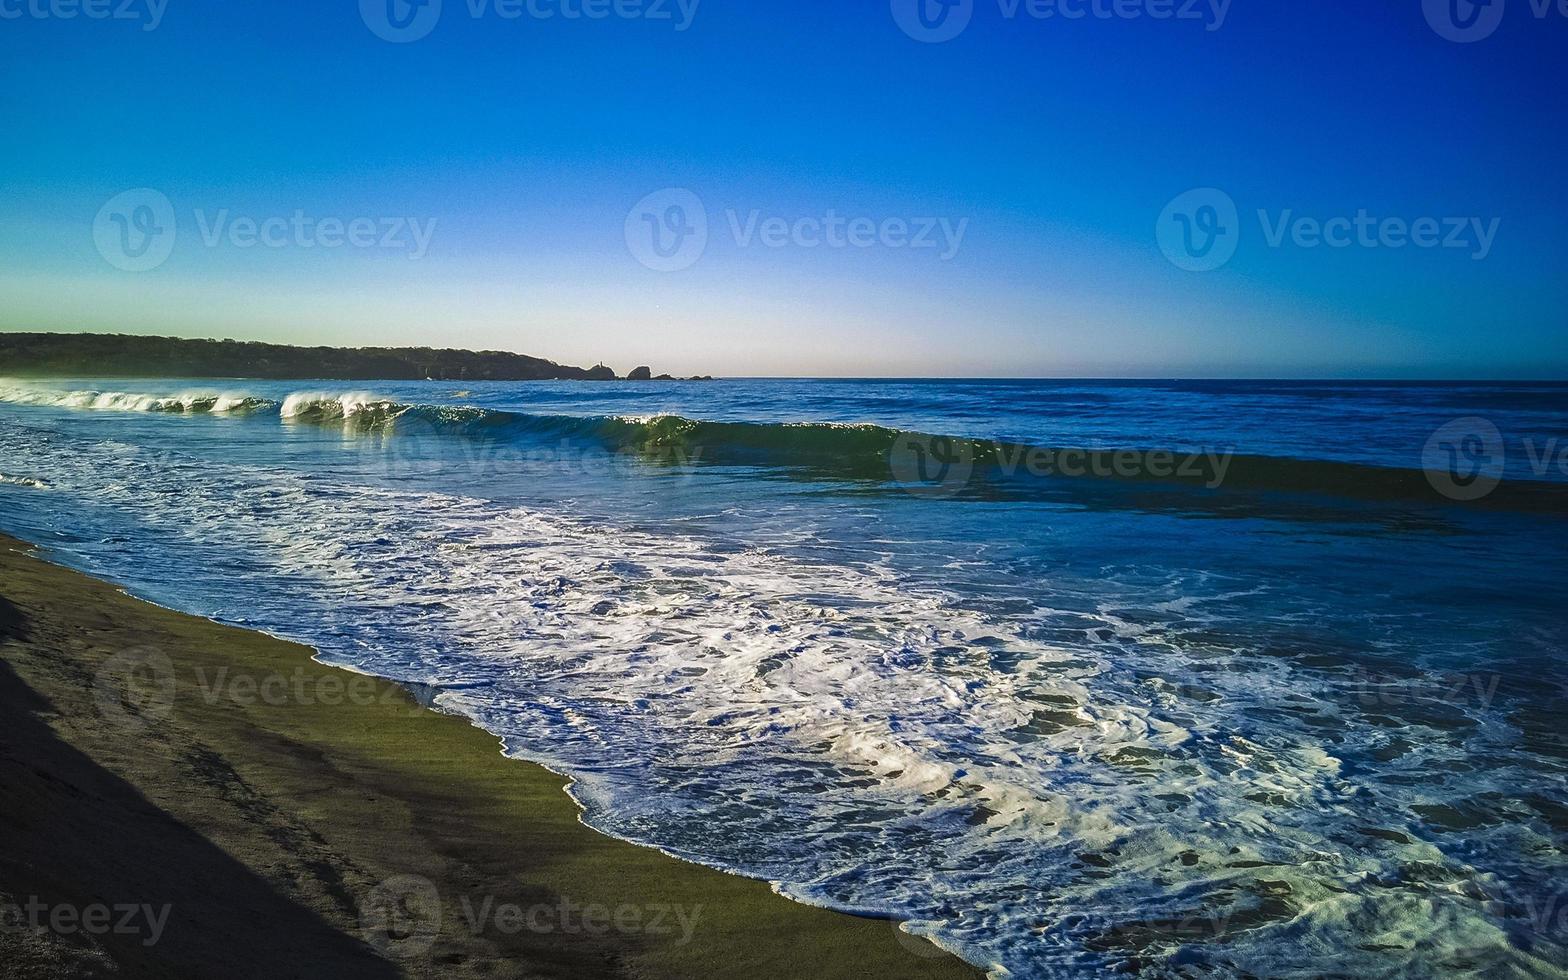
[627,366,714,382]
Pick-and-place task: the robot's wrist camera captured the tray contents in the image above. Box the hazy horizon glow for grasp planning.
[1,4,1564,378]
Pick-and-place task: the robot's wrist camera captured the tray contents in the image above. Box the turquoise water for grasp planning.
[2,378,1565,977]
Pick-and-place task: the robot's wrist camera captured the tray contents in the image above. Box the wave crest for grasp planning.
[6,382,1567,514]
[0,383,271,415]
[279,391,406,425]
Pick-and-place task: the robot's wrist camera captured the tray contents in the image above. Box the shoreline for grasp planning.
[0,530,985,979]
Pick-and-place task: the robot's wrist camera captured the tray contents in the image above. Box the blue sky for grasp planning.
[1,1,1564,377]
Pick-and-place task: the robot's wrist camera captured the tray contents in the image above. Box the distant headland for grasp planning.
[0,332,713,382]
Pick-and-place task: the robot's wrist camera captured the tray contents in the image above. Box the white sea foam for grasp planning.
[0,382,270,415]
[279,391,402,421]
[0,411,1562,979]
[0,383,417,427]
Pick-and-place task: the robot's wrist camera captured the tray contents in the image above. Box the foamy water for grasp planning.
[0,382,273,415]
[2,379,1565,978]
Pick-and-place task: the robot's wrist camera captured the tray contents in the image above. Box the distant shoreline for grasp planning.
[0,332,714,384]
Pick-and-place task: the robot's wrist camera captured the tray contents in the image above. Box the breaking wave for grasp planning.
[278,391,407,425]
[0,383,272,416]
[3,381,1565,516]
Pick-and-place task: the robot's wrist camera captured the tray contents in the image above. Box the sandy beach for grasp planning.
[0,531,984,979]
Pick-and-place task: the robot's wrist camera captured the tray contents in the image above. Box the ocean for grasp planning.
[1,377,1565,978]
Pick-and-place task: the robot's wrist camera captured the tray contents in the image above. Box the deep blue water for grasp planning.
[2,377,1565,978]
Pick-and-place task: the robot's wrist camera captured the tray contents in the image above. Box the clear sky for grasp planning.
[1,1,1564,378]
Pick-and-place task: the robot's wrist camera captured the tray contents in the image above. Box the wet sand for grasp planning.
[0,532,984,979]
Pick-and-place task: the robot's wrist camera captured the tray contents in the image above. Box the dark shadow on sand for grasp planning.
[0,594,28,642]
[0,654,400,979]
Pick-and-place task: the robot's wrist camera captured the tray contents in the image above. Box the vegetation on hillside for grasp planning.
[0,333,621,381]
